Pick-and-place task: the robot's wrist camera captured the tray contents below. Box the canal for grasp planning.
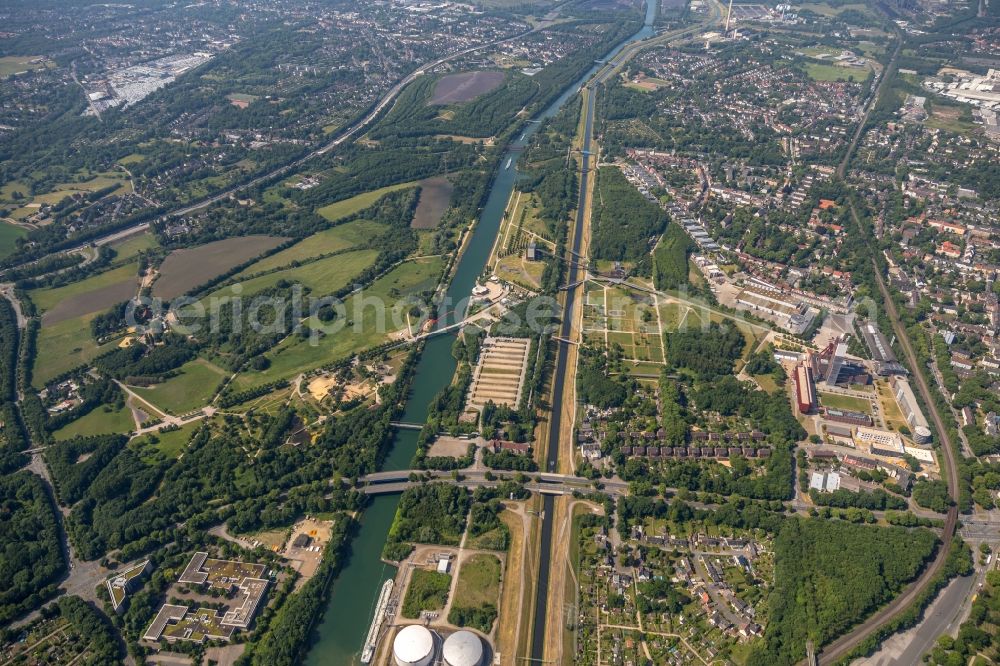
[304,3,657,663]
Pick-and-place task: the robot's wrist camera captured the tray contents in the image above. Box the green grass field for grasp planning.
[33,313,116,387]
[818,391,873,414]
[229,256,444,392]
[234,220,386,278]
[132,358,229,415]
[401,569,452,619]
[219,248,379,298]
[316,182,419,222]
[0,221,27,260]
[799,2,871,16]
[110,233,158,261]
[0,56,47,78]
[804,62,867,82]
[53,405,135,440]
[134,421,203,460]
[453,554,501,609]
[29,262,139,313]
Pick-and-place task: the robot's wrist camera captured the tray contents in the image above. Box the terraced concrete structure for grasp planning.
[466,336,531,408]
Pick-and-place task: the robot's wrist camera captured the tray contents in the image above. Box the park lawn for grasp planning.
[29,262,139,313]
[754,374,780,394]
[33,313,117,387]
[401,569,452,619]
[216,249,378,299]
[132,358,228,415]
[0,221,27,260]
[818,391,873,414]
[53,405,135,440]
[229,256,444,391]
[234,220,387,278]
[453,554,501,609]
[134,421,203,460]
[316,181,418,222]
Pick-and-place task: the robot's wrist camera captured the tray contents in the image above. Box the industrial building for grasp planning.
[809,471,841,492]
[794,364,816,414]
[443,630,485,666]
[861,321,907,376]
[891,376,931,437]
[855,427,905,457]
[824,407,872,427]
[393,625,436,666]
[811,338,869,387]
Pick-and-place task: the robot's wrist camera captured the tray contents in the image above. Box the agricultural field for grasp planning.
[234,219,386,278]
[430,70,505,105]
[0,221,27,260]
[31,261,139,319]
[152,235,286,299]
[131,358,228,415]
[411,176,454,229]
[53,405,135,440]
[215,248,379,299]
[33,313,117,387]
[228,255,444,391]
[316,182,420,222]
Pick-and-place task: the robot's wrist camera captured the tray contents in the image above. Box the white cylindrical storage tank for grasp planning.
[393,625,434,666]
[913,426,932,445]
[443,630,484,666]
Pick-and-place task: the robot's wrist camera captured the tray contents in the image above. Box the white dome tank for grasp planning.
[443,630,484,666]
[393,625,435,666]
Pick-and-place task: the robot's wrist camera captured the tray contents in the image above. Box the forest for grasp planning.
[0,471,66,626]
[652,222,692,291]
[664,321,746,380]
[383,483,471,560]
[590,167,668,273]
[748,519,938,666]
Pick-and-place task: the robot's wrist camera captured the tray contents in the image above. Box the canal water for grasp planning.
[304,3,658,663]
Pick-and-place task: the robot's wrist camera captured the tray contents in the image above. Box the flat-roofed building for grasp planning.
[891,376,930,432]
[795,364,816,414]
